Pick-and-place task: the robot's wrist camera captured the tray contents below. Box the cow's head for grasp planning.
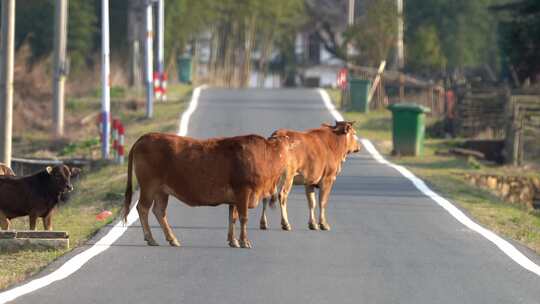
[322,121,361,155]
[46,165,81,194]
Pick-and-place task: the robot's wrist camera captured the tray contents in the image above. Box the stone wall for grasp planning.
[464,173,540,209]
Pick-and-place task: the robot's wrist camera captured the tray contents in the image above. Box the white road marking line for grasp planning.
[317,88,540,277]
[0,85,207,303]
[178,85,207,136]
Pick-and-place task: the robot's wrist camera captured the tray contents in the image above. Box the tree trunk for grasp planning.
[241,15,257,88]
[257,29,274,88]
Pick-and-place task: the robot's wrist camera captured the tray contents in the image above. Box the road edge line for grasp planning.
[178,85,207,136]
[317,88,540,277]
[0,85,207,303]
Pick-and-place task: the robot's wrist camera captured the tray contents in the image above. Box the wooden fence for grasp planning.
[346,67,446,116]
[504,95,540,166]
[453,84,509,138]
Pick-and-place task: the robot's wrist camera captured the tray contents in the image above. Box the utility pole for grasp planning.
[101,0,111,159]
[396,0,404,70]
[397,0,405,101]
[0,0,16,166]
[53,0,69,137]
[347,0,355,63]
[145,0,154,118]
[157,0,164,97]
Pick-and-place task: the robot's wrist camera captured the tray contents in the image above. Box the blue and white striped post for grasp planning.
[101,0,111,159]
[145,0,154,118]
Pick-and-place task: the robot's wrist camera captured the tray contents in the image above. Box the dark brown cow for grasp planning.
[123,132,290,248]
[0,163,15,176]
[259,121,360,231]
[0,165,80,230]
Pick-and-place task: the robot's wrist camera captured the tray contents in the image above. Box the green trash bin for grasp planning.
[348,78,371,112]
[177,56,192,84]
[387,103,430,156]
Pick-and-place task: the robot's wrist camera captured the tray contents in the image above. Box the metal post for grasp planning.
[157,0,164,97]
[101,0,111,159]
[53,0,68,137]
[347,0,355,62]
[396,0,404,70]
[0,0,16,166]
[348,0,355,26]
[397,0,405,101]
[145,1,154,118]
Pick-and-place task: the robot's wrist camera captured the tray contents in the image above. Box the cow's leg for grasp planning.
[29,214,38,230]
[228,205,240,248]
[43,210,54,231]
[152,192,180,247]
[137,190,158,246]
[237,191,253,248]
[0,211,10,230]
[278,175,294,231]
[238,203,251,249]
[259,198,268,230]
[305,185,319,230]
[318,178,335,231]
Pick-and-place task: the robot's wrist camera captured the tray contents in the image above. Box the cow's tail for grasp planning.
[123,145,135,223]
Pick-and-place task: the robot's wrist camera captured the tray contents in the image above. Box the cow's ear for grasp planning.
[321,123,333,128]
[348,121,356,126]
[46,166,53,175]
[71,167,81,178]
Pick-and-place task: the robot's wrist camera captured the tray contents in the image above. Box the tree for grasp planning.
[407,25,447,73]
[68,0,97,70]
[405,0,500,73]
[345,0,397,66]
[15,1,54,63]
[493,0,540,82]
[304,0,348,61]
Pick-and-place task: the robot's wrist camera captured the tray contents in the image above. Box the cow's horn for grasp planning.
[46,166,53,174]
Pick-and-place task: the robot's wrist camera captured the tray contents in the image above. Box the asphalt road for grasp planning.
[7,88,540,303]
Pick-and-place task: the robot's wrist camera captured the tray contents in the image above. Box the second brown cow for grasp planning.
[124,132,290,248]
[259,121,360,231]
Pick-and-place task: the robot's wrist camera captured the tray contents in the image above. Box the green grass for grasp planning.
[0,84,192,290]
[328,90,540,255]
[343,110,392,142]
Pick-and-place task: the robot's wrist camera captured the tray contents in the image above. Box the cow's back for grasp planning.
[273,128,343,185]
[0,173,54,218]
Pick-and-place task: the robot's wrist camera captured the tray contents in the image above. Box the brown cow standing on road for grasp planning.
[259,121,360,231]
[123,132,290,248]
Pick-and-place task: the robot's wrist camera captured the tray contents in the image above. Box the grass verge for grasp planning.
[0,84,192,290]
[328,89,540,255]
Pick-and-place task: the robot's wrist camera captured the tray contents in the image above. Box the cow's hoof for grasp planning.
[319,223,331,231]
[260,222,268,230]
[169,239,181,247]
[308,222,320,230]
[281,223,292,231]
[146,239,159,246]
[228,239,240,248]
[239,239,252,248]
